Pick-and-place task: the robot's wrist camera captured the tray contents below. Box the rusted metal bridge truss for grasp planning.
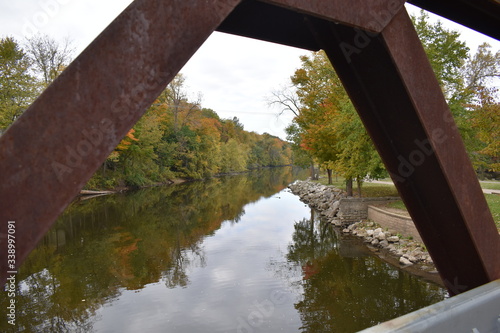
[1,0,499,308]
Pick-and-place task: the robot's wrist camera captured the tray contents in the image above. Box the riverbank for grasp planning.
[82,166,294,194]
[288,180,440,283]
[80,178,188,197]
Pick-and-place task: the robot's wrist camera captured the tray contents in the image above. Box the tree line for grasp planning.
[271,11,500,195]
[0,35,292,189]
[2,11,499,193]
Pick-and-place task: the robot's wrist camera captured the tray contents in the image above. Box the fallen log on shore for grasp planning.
[80,190,115,196]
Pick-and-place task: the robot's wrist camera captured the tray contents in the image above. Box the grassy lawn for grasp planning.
[314,176,399,197]
[387,196,500,231]
[485,194,500,230]
[480,182,500,191]
[313,173,500,231]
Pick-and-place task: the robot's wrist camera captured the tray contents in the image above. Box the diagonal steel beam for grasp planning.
[0,0,241,285]
[303,7,500,294]
[1,0,498,296]
[217,0,500,294]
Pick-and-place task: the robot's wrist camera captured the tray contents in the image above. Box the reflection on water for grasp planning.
[0,167,446,332]
[278,213,447,332]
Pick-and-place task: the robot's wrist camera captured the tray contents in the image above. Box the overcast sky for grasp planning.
[1,0,499,139]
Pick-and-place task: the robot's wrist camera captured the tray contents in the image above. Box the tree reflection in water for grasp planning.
[0,167,301,333]
[273,211,447,333]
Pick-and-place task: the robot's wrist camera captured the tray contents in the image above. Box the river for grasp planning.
[0,167,446,332]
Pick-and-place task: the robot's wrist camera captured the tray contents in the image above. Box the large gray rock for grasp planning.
[399,256,413,266]
[387,236,400,243]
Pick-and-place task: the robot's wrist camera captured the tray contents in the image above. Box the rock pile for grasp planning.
[344,221,434,267]
[288,180,435,269]
[288,180,347,221]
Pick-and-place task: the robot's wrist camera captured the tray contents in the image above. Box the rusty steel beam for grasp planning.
[300,8,500,294]
[218,0,500,293]
[0,0,241,285]
[217,0,406,54]
[217,0,321,51]
[262,0,406,32]
[217,0,407,51]
[1,0,498,297]
[408,0,500,41]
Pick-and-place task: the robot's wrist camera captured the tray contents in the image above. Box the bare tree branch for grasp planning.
[266,85,301,117]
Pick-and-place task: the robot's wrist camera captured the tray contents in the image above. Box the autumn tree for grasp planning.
[279,51,384,193]
[78,71,293,188]
[413,12,500,176]
[470,88,500,173]
[0,37,38,131]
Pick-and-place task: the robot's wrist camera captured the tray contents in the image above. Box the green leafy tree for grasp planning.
[472,87,500,172]
[413,12,500,176]
[0,37,38,131]
[281,51,384,193]
[412,11,469,101]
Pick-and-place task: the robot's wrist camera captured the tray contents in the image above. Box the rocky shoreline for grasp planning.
[288,180,439,277]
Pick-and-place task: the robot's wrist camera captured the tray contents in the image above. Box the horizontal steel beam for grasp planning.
[408,0,500,41]
[262,0,406,32]
[0,0,241,285]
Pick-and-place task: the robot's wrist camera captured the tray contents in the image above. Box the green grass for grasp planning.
[314,175,399,197]
[387,196,500,231]
[361,183,399,197]
[485,194,500,230]
[386,200,407,211]
[480,182,500,191]
[314,172,500,231]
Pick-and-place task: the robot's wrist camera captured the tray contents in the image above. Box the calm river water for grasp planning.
[1,167,446,332]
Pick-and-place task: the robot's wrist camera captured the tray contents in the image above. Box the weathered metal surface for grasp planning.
[408,0,500,41]
[359,279,500,333]
[262,0,406,32]
[219,0,500,293]
[303,7,500,294]
[381,9,500,285]
[0,0,241,285]
[217,0,408,51]
[1,0,499,298]
[217,0,322,51]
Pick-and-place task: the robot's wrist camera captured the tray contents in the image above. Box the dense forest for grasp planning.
[0,36,292,189]
[85,73,293,189]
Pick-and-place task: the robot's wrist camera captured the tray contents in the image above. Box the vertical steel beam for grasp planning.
[0,0,241,285]
[306,8,499,294]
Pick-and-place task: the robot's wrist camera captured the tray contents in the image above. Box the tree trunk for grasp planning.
[346,178,353,196]
[357,177,362,197]
[310,163,317,180]
[327,169,333,185]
